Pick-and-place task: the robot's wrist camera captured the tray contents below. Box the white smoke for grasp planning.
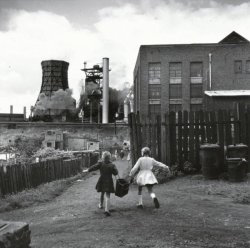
[34,89,76,115]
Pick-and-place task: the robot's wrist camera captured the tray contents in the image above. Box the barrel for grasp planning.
[226,158,247,182]
[199,144,222,179]
[227,144,248,159]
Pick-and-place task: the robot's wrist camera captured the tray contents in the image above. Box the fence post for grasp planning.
[165,113,171,166]
[156,115,162,161]
[128,113,136,166]
[177,111,183,170]
[218,110,225,169]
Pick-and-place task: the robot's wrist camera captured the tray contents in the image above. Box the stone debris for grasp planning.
[0,220,30,248]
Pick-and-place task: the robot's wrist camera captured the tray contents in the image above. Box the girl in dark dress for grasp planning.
[83,151,118,216]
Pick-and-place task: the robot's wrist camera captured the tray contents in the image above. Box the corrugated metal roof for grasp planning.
[205,90,250,97]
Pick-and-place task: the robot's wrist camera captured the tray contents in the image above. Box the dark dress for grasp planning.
[88,161,118,193]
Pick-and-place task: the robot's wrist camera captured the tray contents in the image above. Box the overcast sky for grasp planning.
[1,0,250,114]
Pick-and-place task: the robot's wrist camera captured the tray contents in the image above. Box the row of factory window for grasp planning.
[148,84,203,99]
[148,62,203,84]
[234,60,250,74]
[148,103,203,116]
[149,60,250,83]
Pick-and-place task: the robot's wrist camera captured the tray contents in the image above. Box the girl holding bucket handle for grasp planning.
[83,151,118,216]
[129,147,170,209]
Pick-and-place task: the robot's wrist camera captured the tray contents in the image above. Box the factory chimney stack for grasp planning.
[102,58,109,124]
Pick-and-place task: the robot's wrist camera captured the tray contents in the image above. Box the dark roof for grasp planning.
[218,31,249,44]
[140,31,249,49]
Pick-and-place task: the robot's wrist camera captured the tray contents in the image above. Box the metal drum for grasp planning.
[199,144,222,179]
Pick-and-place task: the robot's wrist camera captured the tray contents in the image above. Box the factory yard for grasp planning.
[0,160,250,248]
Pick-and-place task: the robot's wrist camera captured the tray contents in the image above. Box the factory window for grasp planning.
[169,84,182,99]
[190,84,203,98]
[170,62,182,77]
[246,60,250,73]
[148,85,161,99]
[234,60,242,73]
[148,63,161,84]
[190,104,203,112]
[169,104,182,112]
[190,62,203,77]
[148,104,161,117]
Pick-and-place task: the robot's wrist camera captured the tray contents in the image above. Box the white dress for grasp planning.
[129,156,168,186]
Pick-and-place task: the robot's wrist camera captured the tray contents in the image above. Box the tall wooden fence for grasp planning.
[128,108,250,170]
[0,152,99,196]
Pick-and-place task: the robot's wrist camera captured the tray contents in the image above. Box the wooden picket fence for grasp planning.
[0,152,99,196]
[128,107,250,170]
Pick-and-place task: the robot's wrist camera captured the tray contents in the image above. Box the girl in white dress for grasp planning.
[129,147,169,209]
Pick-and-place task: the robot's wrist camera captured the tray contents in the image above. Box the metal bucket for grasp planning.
[200,144,221,179]
[227,144,248,159]
[226,158,247,182]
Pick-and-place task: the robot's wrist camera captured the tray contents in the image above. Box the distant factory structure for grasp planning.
[32,60,77,122]
[0,57,132,124]
[79,58,110,124]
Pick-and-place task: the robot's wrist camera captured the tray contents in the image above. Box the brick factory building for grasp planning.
[133,31,250,117]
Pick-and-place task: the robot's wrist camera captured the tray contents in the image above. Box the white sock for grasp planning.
[105,194,110,212]
[150,193,156,199]
[138,195,143,205]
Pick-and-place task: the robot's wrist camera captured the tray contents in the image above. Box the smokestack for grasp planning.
[23,106,26,120]
[124,99,129,123]
[102,58,109,124]
[10,105,13,114]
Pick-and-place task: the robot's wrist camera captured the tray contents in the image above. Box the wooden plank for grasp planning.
[199,110,205,143]
[224,110,232,146]
[183,111,189,162]
[0,166,6,196]
[156,115,162,161]
[165,113,171,166]
[170,111,177,165]
[194,111,200,170]
[218,110,225,171]
[239,103,247,144]
[210,111,217,143]
[189,111,195,165]
[246,112,250,170]
[129,113,137,165]
[233,108,240,144]
[141,116,147,147]
[151,118,157,159]
[136,114,142,159]
[204,111,211,143]
[177,111,183,169]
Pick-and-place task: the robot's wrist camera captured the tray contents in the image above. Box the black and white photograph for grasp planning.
[0,0,249,247]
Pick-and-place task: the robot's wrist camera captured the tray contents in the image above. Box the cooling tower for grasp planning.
[34,60,76,121]
[39,60,69,97]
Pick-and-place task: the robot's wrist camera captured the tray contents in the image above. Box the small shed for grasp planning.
[87,139,100,151]
[204,90,250,111]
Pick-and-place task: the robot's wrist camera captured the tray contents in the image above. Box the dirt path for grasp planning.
[0,160,250,248]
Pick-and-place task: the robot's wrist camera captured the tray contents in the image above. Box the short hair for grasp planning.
[102,151,111,163]
[141,147,150,156]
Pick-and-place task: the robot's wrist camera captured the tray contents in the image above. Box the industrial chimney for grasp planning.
[102,58,109,124]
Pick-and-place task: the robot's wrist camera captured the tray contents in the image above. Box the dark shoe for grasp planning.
[137,204,143,209]
[104,211,111,216]
[153,198,160,209]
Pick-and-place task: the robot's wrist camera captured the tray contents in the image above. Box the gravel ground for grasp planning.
[0,160,249,248]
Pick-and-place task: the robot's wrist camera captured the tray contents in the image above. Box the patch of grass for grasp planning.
[0,173,86,213]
